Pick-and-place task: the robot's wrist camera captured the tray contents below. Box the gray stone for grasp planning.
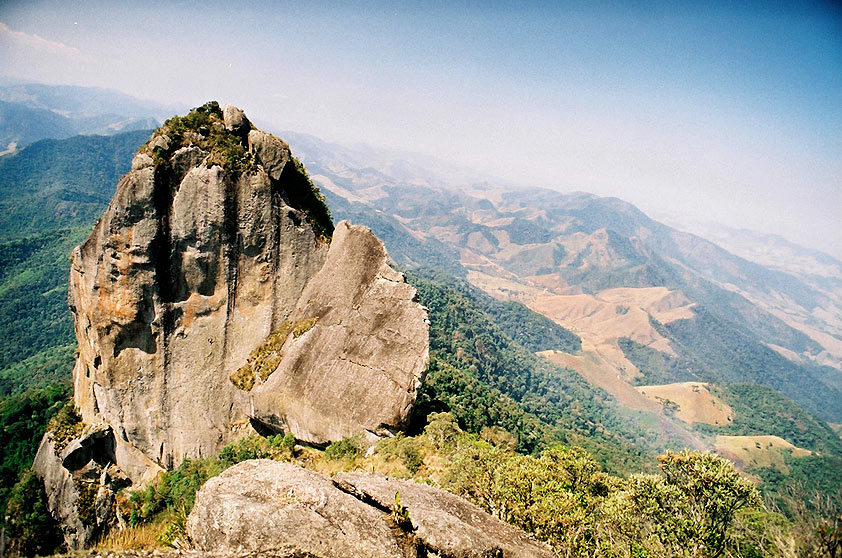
[149,134,170,152]
[247,129,289,181]
[334,472,556,558]
[187,460,409,558]
[33,428,133,550]
[187,461,555,558]
[222,104,250,134]
[251,221,429,445]
[130,152,153,171]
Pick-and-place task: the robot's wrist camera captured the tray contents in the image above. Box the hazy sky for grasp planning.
[1,1,840,257]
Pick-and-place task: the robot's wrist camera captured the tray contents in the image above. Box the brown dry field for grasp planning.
[635,382,733,426]
[714,435,812,474]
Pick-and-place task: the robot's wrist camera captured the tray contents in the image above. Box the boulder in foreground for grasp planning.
[187,460,555,558]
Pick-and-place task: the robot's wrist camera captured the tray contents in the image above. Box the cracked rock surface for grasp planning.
[187,460,554,558]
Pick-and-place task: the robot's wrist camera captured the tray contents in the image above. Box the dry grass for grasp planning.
[94,521,167,550]
[714,435,813,474]
[636,382,733,426]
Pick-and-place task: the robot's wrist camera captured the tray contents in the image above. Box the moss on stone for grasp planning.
[283,156,334,240]
[47,401,84,456]
[229,367,255,392]
[74,477,99,528]
[230,317,318,391]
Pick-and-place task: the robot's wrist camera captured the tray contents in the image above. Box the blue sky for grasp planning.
[1,1,840,256]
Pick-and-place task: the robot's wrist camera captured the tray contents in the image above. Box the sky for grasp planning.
[1,1,840,257]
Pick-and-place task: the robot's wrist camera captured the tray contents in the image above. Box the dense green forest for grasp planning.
[0,131,151,396]
[407,268,694,474]
[0,382,71,517]
[615,308,842,422]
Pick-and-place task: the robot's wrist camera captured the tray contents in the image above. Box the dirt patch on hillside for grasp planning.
[636,382,733,426]
[714,435,813,474]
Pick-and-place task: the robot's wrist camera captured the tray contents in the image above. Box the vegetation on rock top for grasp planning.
[150,101,255,177]
[46,400,84,455]
[148,102,333,239]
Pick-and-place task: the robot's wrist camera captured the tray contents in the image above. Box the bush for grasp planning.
[423,412,461,453]
[324,436,361,460]
[126,434,294,527]
[46,400,84,454]
[376,435,423,474]
[3,468,64,557]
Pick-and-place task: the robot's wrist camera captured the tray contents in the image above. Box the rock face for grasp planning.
[187,460,555,558]
[63,101,428,480]
[187,461,409,558]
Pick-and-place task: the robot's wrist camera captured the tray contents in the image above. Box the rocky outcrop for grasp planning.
[56,101,427,485]
[249,221,429,444]
[32,427,139,549]
[187,460,555,558]
[187,461,409,558]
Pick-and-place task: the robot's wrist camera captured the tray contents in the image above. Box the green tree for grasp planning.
[617,451,763,558]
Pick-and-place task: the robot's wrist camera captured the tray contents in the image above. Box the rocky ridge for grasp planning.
[33,102,429,549]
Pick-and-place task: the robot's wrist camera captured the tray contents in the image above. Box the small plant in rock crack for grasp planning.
[393,491,412,530]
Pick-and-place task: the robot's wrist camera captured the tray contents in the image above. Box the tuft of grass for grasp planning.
[230,318,317,391]
[94,521,168,550]
[228,367,255,391]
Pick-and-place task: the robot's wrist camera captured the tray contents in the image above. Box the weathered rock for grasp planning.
[187,461,554,558]
[222,104,249,134]
[334,472,556,558]
[66,103,428,480]
[187,460,410,558]
[247,129,289,180]
[33,427,135,550]
[251,221,429,445]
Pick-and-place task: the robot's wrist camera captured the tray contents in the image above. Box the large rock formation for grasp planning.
[35,102,428,548]
[187,460,556,558]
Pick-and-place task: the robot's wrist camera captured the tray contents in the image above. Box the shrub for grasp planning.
[126,434,293,527]
[423,412,461,453]
[3,468,64,557]
[325,436,361,460]
[46,400,84,455]
[377,435,423,474]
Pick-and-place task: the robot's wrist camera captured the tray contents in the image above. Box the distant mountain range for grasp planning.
[0,82,180,154]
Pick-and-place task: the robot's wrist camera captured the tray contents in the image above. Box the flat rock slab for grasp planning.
[334,472,556,558]
[186,460,409,558]
[187,460,553,558]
